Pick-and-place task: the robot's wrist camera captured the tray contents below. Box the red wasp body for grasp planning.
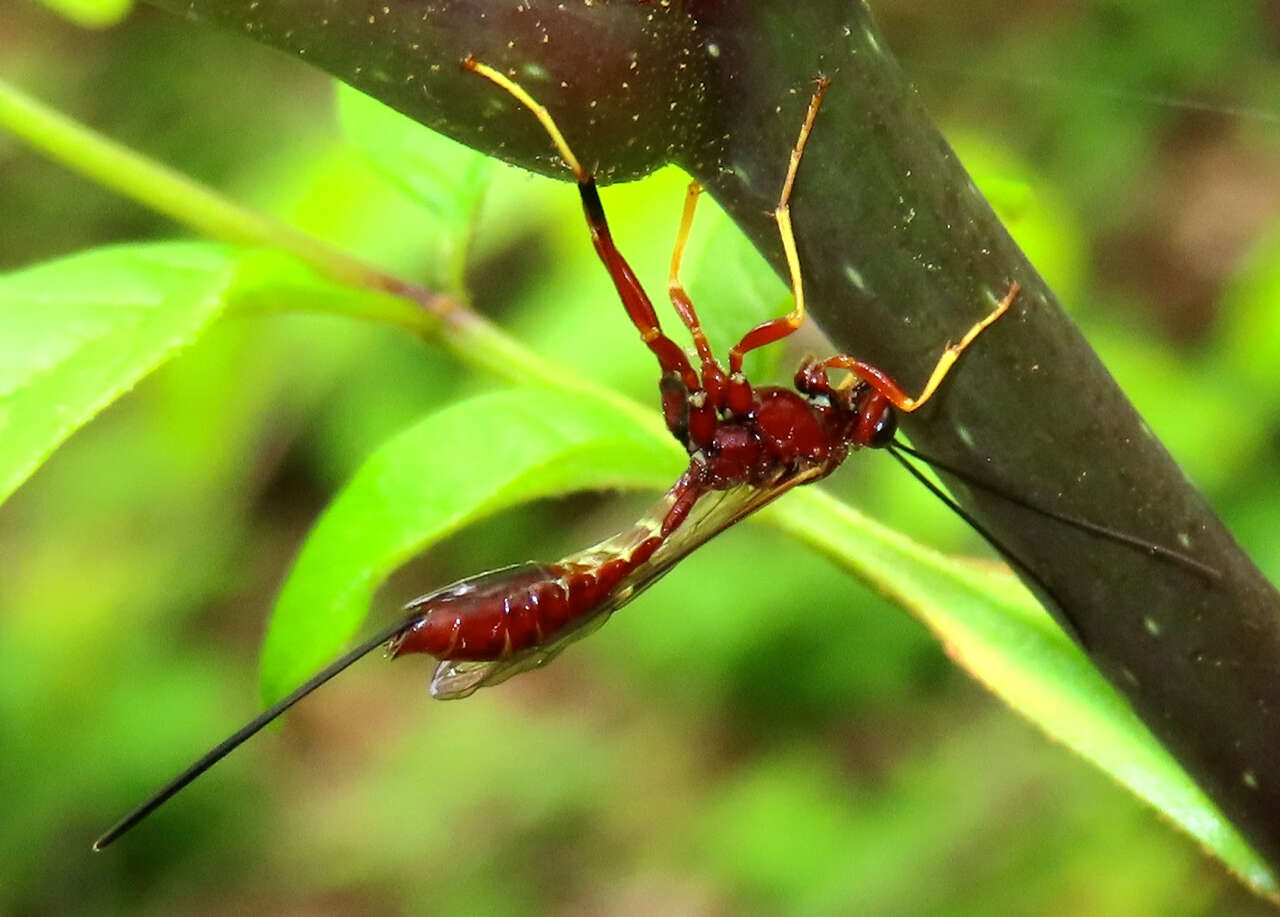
[393,362,901,698]
[386,62,1014,698]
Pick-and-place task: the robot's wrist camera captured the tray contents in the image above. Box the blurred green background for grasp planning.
[2,0,1279,913]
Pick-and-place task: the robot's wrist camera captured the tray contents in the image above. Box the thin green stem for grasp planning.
[443,309,666,437]
[0,79,381,289]
[0,76,664,438]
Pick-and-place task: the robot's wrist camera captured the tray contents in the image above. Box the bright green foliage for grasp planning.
[774,487,1279,896]
[1220,226,1280,395]
[0,242,434,509]
[337,85,492,229]
[34,0,132,28]
[0,243,235,505]
[336,84,492,290]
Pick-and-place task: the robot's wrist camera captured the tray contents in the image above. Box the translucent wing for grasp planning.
[428,463,826,699]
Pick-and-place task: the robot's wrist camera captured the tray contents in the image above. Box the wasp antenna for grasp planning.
[889,440,1221,582]
[885,445,1089,648]
[92,617,415,851]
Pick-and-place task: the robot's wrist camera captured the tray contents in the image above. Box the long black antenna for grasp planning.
[884,441,1222,649]
[889,440,1220,581]
[93,617,414,851]
[885,444,1090,646]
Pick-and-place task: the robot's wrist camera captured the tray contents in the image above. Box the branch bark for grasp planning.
[142,0,1280,870]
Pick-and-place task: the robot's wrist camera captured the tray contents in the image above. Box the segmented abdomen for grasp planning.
[392,530,665,661]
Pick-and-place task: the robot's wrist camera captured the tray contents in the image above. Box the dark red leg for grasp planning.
[463,56,699,393]
[578,182,699,390]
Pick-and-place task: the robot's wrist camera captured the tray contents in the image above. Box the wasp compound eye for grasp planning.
[870,404,898,448]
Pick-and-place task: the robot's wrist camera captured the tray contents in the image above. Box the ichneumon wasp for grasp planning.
[93,59,1216,851]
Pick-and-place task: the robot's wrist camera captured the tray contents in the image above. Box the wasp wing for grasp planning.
[429,464,825,699]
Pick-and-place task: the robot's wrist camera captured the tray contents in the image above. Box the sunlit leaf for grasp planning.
[32,0,132,28]
[260,387,681,703]
[0,243,236,506]
[767,487,1278,899]
[337,82,491,220]
[336,82,492,289]
[1219,224,1280,395]
[0,242,436,510]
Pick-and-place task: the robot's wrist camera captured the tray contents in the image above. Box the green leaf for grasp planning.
[767,487,1278,899]
[336,81,491,219]
[0,240,431,511]
[0,242,237,507]
[225,249,434,333]
[336,82,492,289]
[1219,223,1280,396]
[32,0,132,28]
[260,387,681,703]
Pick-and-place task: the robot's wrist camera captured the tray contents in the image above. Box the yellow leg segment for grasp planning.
[902,281,1019,411]
[463,56,586,180]
[728,76,831,374]
[821,282,1019,413]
